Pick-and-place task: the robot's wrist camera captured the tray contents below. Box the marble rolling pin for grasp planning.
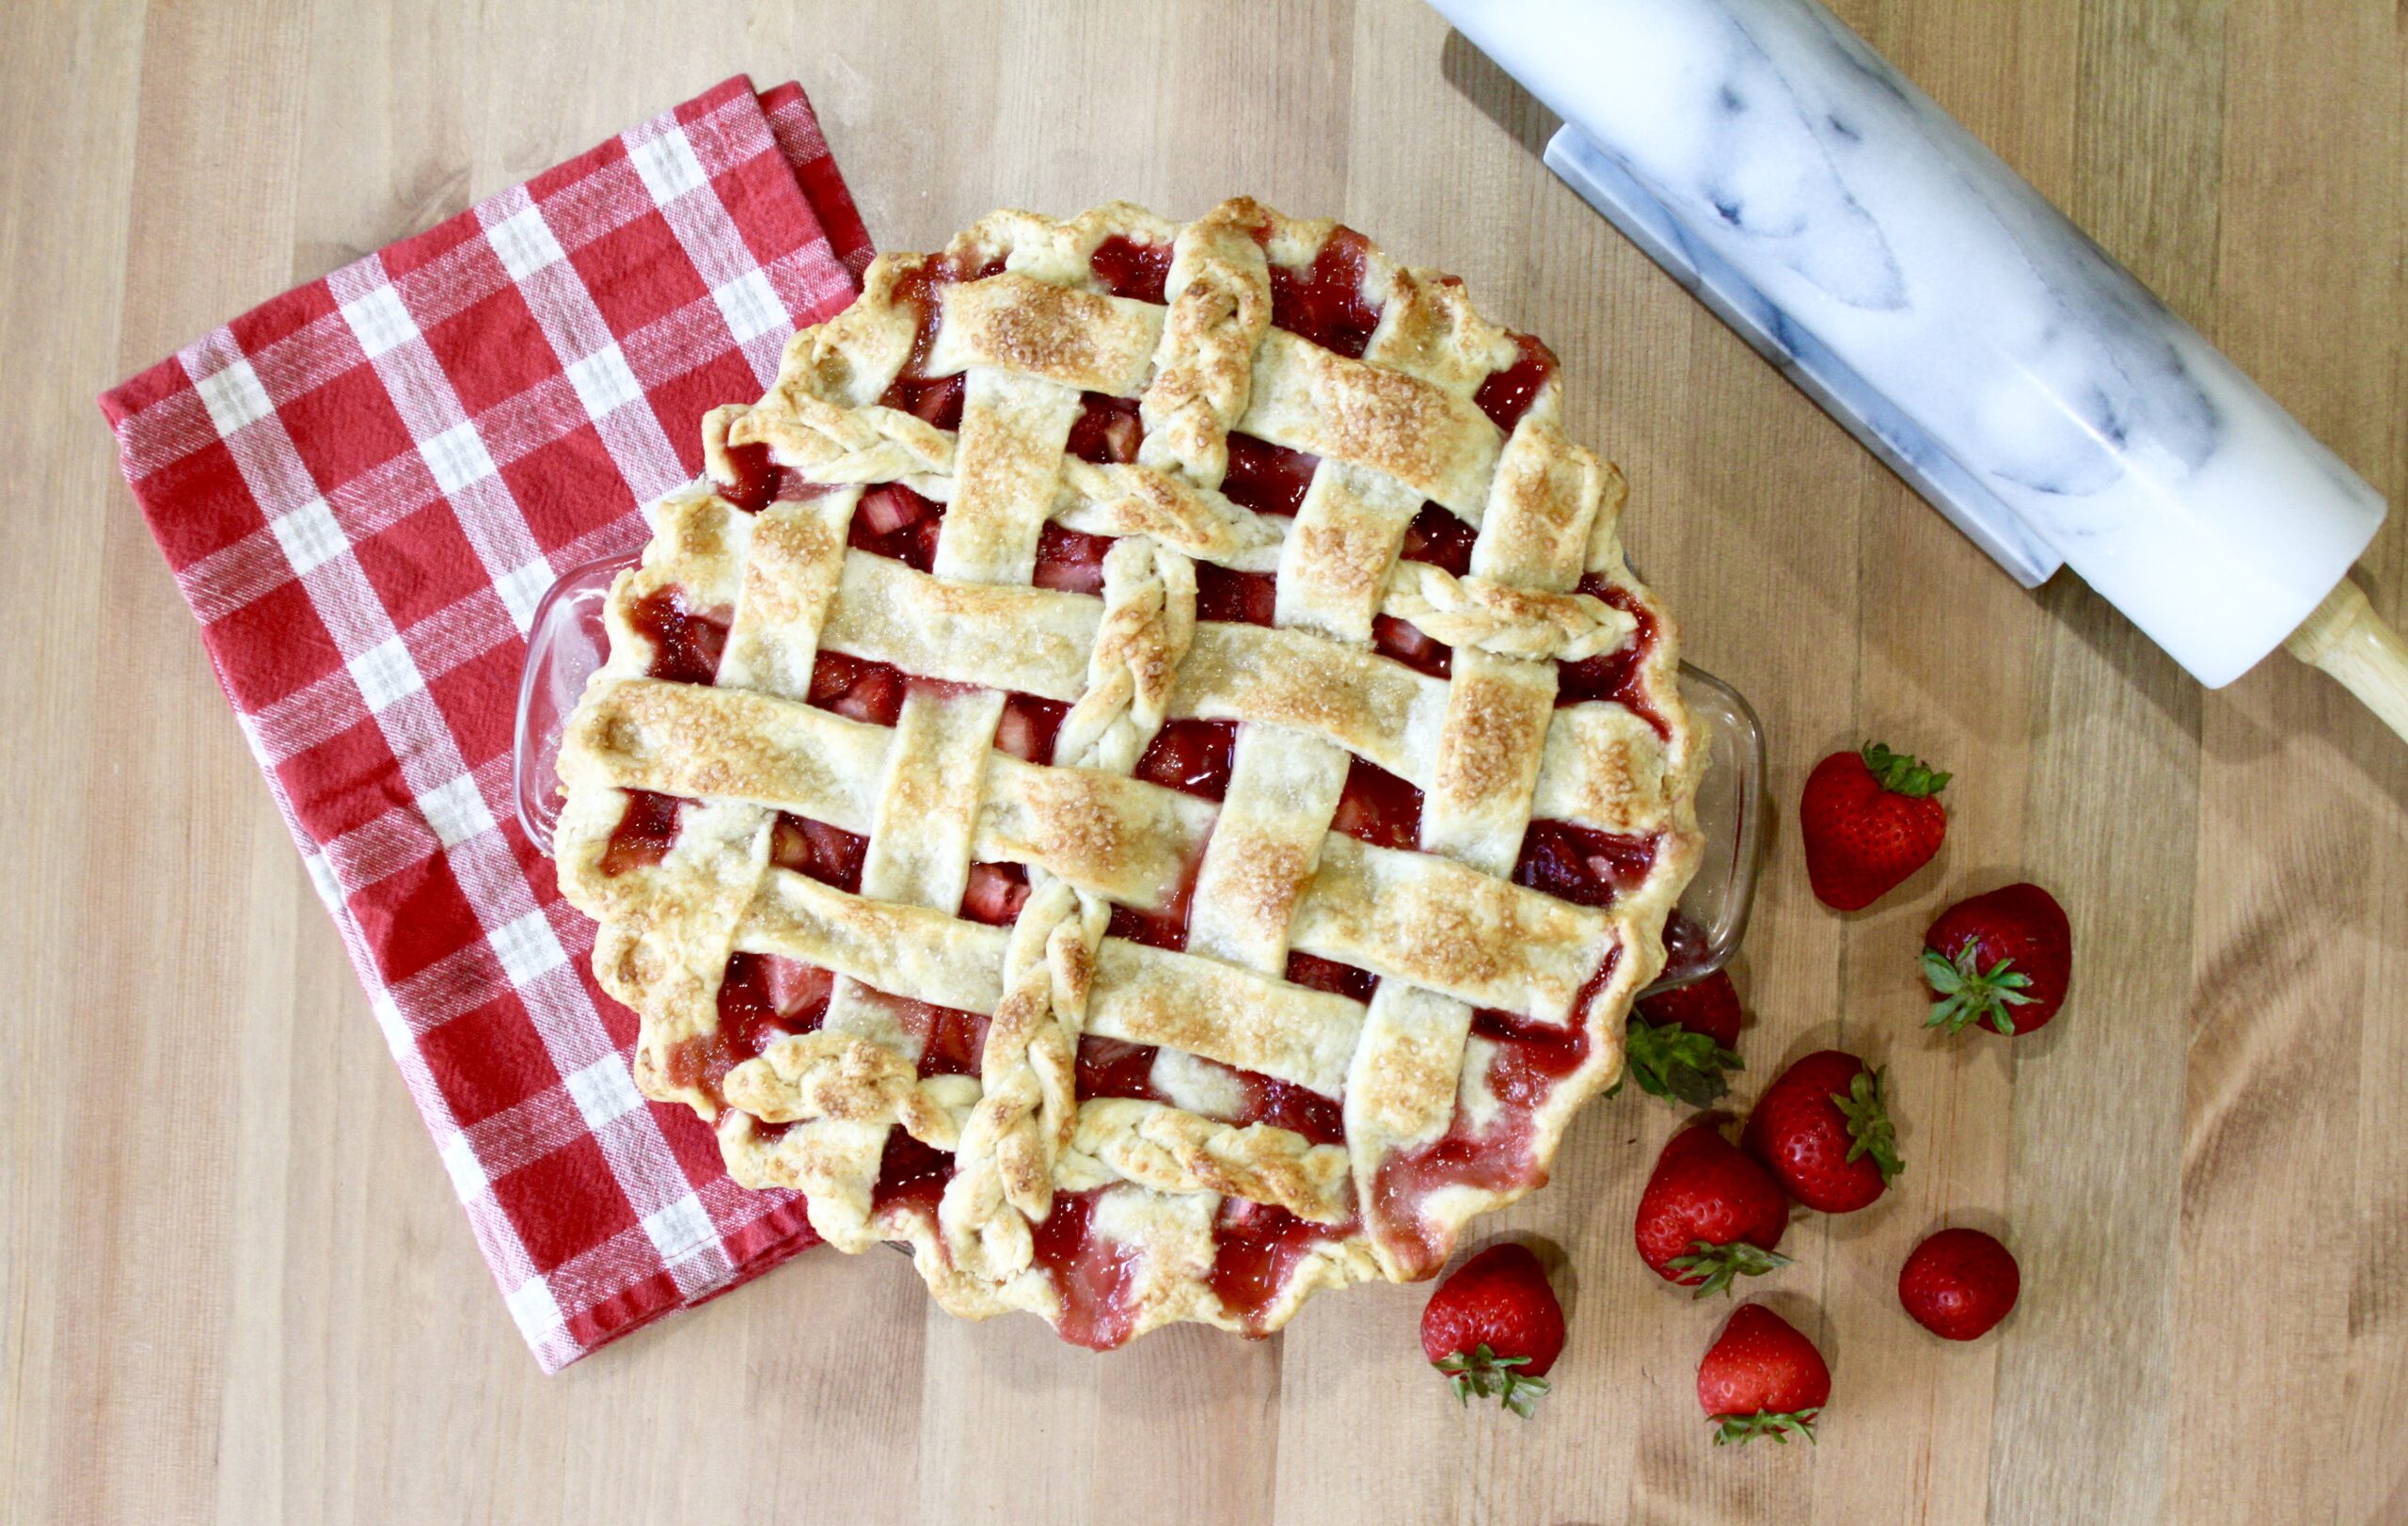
[1433,0,2408,741]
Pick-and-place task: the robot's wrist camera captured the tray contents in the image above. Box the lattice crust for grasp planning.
[555,199,1706,1348]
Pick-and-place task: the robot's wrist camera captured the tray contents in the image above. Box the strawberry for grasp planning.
[1799,742,1950,911]
[1635,1121,1792,1296]
[1898,1227,2020,1340]
[1742,1050,1902,1213]
[1922,882,2072,1037]
[1623,971,1746,1106]
[1697,1303,1831,1444]
[1421,1244,1566,1418]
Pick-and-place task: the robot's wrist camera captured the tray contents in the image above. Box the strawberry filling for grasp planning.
[1398,502,1477,577]
[1471,334,1557,434]
[661,949,833,1104]
[1028,1187,1143,1350]
[1512,819,1660,907]
[959,861,1032,926]
[768,811,866,893]
[1088,235,1173,303]
[1220,432,1318,517]
[805,652,909,726]
[599,788,685,875]
[1031,523,1115,595]
[1329,755,1424,850]
[869,1129,957,1219]
[1133,718,1238,801]
[1195,565,1278,626]
[1370,613,1451,679]
[992,693,1069,763]
[874,252,1007,426]
[1210,1198,1358,1336]
[1263,226,1382,358]
[628,585,729,686]
[1066,393,1145,465]
[1557,577,1669,737]
[1366,953,1615,1278]
[848,485,946,571]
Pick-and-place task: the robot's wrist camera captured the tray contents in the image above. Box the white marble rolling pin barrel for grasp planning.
[1432,0,2408,742]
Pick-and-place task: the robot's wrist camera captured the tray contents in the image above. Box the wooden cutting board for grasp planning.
[8,1,2403,1520]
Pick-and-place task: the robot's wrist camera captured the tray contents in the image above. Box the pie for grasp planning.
[554,198,1705,1348]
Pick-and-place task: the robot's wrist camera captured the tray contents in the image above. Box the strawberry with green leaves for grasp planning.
[1698,1303,1831,1445]
[1623,970,1746,1106]
[1742,1050,1903,1213]
[1923,882,2072,1037]
[1636,1121,1792,1296]
[1799,742,1950,910]
[1421,1244,1565,1418]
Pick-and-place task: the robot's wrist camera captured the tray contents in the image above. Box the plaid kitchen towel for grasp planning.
[98,75,872,1372]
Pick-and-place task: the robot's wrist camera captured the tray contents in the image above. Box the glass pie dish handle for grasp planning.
[513,555,1766,993]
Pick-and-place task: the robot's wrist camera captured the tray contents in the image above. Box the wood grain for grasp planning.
[6,2,2404,1521]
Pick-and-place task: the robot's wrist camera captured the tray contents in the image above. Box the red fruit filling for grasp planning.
[1031,523,1115,595]
[600,788,685,875]
[1365,952,1615,1278]
[874,252,1007,427]
[1211,1198,1355,1336]
[1557,577,1670,737]
[1073,1035,1164,1103]
[869,1129,957,1220]
[992,693,1069,763]
[959,861,1032,926]
[661,949,832,1103]
[1398,502,1478,577]
[1370,613,1450,678]
[1133,718,1239,801]
[1512,819,1661,908]
[1220,432,1318,517]
[848,485,946,572]
[628,585,729,686]
[1066,392,1145,465]
[1284,950,1380,1005]
[1195,564,1278,626]
[1088,235,1173,303]
[768,812,866,894]
[1029,1187,1143,1350]
[806,652,909,726]
[1472,334,1558,434]
[710,439,839,514]
[1329,755,1424,850]
[1264,227,1382,358]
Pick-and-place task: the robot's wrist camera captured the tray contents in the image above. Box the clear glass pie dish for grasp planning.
[513,552,1763,993]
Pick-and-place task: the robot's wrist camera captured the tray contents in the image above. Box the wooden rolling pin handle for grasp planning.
[2284,576,2408,743]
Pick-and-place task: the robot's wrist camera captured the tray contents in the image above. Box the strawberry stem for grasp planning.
[1831,1066,1904,1184]
[1434,1343,1552,1418]
[1619,1017,1744,1107]
[1922,942,2036,1037]
[1861,741,1949,798]
[1710,1407,1822,1445]
[1666,1238,1793,1299]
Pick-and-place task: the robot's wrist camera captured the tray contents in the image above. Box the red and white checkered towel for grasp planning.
[99,76,872,1371]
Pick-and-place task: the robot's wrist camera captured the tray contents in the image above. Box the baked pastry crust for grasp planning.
[555,199,1705,1346]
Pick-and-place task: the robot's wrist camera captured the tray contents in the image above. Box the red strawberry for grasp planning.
[1742,1050,1902,1213]
[1899,1228,2020,1340]
[1635,1121,1792,1296]
[1922,882,2072,1037]
[1697,1303,1831,1445]
[1421,1244,1566,1418]
[1624,970,1746,1105]
[1799,742,1950,911]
